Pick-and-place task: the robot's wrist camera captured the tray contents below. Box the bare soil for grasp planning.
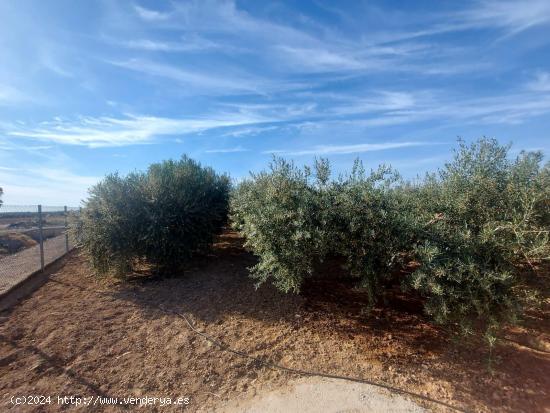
[0,231,548,412]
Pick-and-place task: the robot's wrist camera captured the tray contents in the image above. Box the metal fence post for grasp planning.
[64,205,69,253]
[38,204,45,272]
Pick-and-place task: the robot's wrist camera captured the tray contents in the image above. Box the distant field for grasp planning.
[0,211,67,258]
[0,211,65,231]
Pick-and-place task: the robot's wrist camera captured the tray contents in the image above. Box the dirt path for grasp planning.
[0,234,68,294]
[218,377,427,412]
[0,232,548,412]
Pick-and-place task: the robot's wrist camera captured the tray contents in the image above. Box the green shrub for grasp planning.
[329,162,415,305]
[231,158,413,298]
[80,155,230,276]
[408,139,549,337]
[231,139,549,341]
[230,158,325,292]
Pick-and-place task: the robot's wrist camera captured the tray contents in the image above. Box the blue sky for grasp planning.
[0,0,549,205]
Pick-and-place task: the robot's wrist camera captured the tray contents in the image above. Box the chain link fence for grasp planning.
[0,205,81,295]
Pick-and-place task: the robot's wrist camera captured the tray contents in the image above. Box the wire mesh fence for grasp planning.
[0,205,81,294]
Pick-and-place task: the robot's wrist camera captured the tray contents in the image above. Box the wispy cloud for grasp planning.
[274,46,366,72]
[134,5,171,21]
[0,84,30,105]
[205,146,249,153]
[527,71,550,92]
[327,91,419,116]
[12,85,545,151]
[127,1,402,74]
[0,0,549,206]
[39,50,74,78]
[264,141,431,156]
[112,33,223,53]
[319,89,550,126]
[119,39,193,52]
[456,0,550,36]
[412,93,550,125]
[0,140,53,153]
[221,125,279,138]
[31,167,99,187]
[111,0,547,80]
[7,113,273,148]
[108,58,275,95]
[0,166,99,205]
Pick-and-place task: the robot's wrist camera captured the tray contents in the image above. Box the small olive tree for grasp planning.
[330,162,416,307]
[230,157,411,296]
[230,158,325,292]
[80,155,230,276]
[408,139,550,339]
[230,139,549,343]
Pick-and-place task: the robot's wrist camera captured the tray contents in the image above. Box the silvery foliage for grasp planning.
[231,139,549,341]
[80,155,230,276]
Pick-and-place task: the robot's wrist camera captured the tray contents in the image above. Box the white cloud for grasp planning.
[416,93,550,125]
[134,5,171,21]
[356,0,550,47]
[10,85,545,151]
[110,0,537,80]
[221,125,279,137]
[205,146,249,153]
[7,113,273,148]
[114,34,222,52]
[328,91,419,116]
[0,142,53,152]
[108,58,266,94]
[264,141,430,156]
[320,89,550,126]
[120,39,190,52]
[126,1,389,74]
[274,46,366,72]
[458,0,550,36]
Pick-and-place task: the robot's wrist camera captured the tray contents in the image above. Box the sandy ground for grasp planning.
[218,376,427,412]
[0,231,548,412]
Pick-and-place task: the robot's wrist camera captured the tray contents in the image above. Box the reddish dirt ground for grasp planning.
[0,231,548,412]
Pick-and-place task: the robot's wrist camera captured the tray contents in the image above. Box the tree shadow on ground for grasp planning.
[0,334,126,407]
[108,232,445,348]
[102,231,549,413]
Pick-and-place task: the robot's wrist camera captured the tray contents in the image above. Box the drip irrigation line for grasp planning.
[158,305,471,413]
[47,276,470,413]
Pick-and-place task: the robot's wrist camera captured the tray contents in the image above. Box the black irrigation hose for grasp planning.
[48,277,469,412]
[158,305,471,413]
